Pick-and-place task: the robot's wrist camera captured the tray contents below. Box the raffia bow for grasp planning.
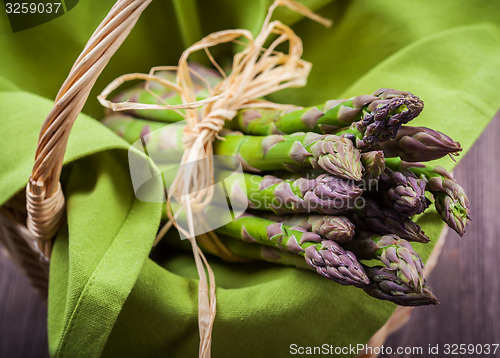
[98,1,331,356]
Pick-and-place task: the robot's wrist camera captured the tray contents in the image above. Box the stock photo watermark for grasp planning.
[3,0,78,32]
[289,343,500,356]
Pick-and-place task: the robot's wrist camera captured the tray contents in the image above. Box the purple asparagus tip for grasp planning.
[354,89,424,147]
[382,170,429,217]
[377,126,462,162]
[363,265,439,306]
[309,215,355,243]
[361,150,386,181]
[346,233,425,292]
[270,174,362,215]
[304,240,369,287]
[309,135,363,181]
[427,167,471,236]
[353,199,430,243]
[375,235,425,291]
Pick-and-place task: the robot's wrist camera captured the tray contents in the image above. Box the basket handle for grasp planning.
[26,0,152,258]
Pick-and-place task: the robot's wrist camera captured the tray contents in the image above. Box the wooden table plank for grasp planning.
[0,251,49,358]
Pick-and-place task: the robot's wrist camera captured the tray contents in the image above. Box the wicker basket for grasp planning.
[0,1,447,356]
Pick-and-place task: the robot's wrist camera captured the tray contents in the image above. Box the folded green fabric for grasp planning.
[1,1,500,358]
[0,89,130,205]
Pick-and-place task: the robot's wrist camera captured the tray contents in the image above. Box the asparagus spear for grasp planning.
[102,114,185,163]
[201,235,438,306]
[360,150,386,182]
[154,166,362,218]
[214,132,363,180]
[229,88,423,138]
[102,115,364,180]
[221,172,363,215]
[385,158,471,236]
[380,170,429,217]
[214,233,314,269]
[363,266,439,306]
[214,213,369,286]
[344,233,425,292]
[257,213,355,243]
[102,114,165,141]
[375,126,462,162]
[348,199,430,243]
[110,71,424,138]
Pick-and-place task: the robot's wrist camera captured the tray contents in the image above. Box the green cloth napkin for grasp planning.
[1,1,500,357]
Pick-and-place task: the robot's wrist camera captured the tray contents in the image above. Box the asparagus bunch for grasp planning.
[101,67,471,307]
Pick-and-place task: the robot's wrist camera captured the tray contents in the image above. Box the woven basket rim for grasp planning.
[25,0,152,259]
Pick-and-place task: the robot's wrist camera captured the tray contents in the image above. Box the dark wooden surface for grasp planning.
[0,253,49,358]
[1,115,499,358]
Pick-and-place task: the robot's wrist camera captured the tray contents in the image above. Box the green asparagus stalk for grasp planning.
[214,233,313,269]
[102,114,185,164]
[375,126,462,162]
[102,114,165,142]
[110,70,424,139]
[220,172,363,215]
[363,265,439,306]
[380,170,429,217]
[229,89,423,139]
[214,132,363,180]
[102,115,364,180]
[349,199,430,243]
[385,158,471,236]
[257,213,355,243]
[108,127,353,218]
[344,234,425,292]
[214,212,369,286]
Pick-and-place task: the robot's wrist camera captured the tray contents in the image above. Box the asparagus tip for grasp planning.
[364,265,438,306]
[354,89,424,146]
[305,240,369,287]
[310,136,363,181]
